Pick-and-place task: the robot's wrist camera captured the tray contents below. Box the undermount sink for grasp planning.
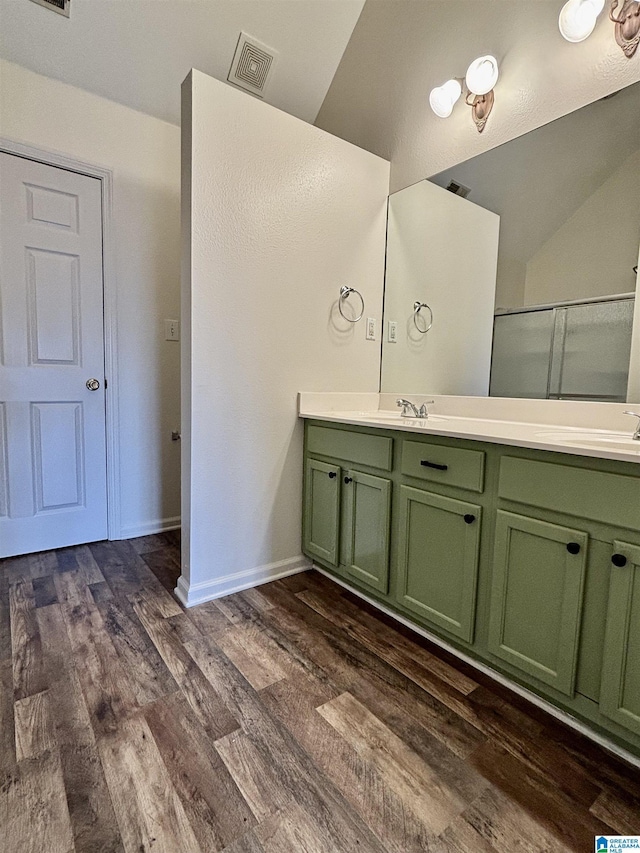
[536,430,640,454]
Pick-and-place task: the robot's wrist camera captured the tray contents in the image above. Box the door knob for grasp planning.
[612,553,628,568]
[566,542,581,555]
[86,378,100,391]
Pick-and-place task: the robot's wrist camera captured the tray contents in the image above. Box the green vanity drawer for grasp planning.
[306,424,393,471]
[401,439,485,493]
[499,457,640,531]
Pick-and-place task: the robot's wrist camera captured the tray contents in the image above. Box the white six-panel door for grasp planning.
[0,152,108,557]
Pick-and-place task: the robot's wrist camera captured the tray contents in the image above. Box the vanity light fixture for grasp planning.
[429,56,499,133]
[611,0,640,56]
[465,55,500,95]
[465,55,499,132]
[559,0,640,58]
[559,0,605,42]
[429,79,462,118]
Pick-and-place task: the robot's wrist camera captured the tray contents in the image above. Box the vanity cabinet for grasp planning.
[303,425,392,593]
[396,485,481,642]
[487,511,588,696]
[600,541,640,736]
[396,437,487,642]
[304,458,341,566]
[492,455,640,710]
[339,470,391,593]
[395,436,485,641]
[302,419,640,758]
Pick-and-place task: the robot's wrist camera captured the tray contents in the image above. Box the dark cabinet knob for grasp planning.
[328,471,337,479]
[612,553,627,568]
[463,514,476,525]
[344,477,353,484]
[566,542,581,555]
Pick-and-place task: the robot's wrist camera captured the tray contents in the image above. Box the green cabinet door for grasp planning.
[341,470,391,594]
[600,541,640,736]
[304,458,340,565]
[488,511,588,696]
[396,485,481,642]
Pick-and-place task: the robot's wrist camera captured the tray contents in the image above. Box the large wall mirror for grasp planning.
[380,80,640,402]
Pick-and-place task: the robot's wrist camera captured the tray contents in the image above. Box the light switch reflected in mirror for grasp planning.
[380,79,640,403]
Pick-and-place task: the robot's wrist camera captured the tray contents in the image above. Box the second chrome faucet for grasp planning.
[397,398,434,419]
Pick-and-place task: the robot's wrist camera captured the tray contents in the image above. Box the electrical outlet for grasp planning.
[164,319,180,341]
[366,317,376,341]
[388,321,398,343]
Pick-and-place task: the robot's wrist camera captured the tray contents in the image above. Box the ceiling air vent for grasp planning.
[446,180,471,199]
[227,32,278,98]
[29,0,70,16]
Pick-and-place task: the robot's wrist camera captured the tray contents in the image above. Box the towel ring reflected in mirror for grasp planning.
[413,301,434,334]
[339,285,365,322]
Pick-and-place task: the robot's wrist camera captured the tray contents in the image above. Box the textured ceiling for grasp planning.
[0,0,365,125]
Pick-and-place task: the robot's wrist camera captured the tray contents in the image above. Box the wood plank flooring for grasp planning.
[1,532,639,852]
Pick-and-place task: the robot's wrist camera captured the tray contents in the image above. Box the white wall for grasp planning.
[524,147,640,306]
[179,70,389,605]
[495,254,527,311]
[0,60,182,538]
[316,0,640,193]
[381,180,499,395]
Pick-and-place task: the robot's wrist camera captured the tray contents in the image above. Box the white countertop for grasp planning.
[298,393,640,465]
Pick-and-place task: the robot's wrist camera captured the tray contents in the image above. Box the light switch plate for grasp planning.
[366,317,376,341]
[165,319,180,341]
[388,321,398,343]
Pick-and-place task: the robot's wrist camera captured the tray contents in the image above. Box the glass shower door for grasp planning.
[548,299,634,402]
[490,309,554,398]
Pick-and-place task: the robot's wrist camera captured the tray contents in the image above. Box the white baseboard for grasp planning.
[118,515,181,540]
[314,565,640,770]
[174,554,311,608]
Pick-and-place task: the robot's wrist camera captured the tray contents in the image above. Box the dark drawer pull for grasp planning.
[566,542,581,555]
[344,477,353,484]
[612,553,627,568]
[420,460,448,471]
[463,514,476,525]
[328,471,337,479]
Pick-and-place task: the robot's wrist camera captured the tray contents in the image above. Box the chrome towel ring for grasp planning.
[413,301,433,334]
[339,285,365,323]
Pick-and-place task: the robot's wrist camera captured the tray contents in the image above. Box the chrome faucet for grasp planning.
[624,411,640,440]
[397,398,434,418]
[397,398,419,417]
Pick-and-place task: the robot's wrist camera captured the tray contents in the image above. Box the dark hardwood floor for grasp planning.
[1,533,639,852]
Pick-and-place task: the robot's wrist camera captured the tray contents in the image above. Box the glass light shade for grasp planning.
[465,55,499,96]
[559,0,605,43]
[429,79,462,118]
